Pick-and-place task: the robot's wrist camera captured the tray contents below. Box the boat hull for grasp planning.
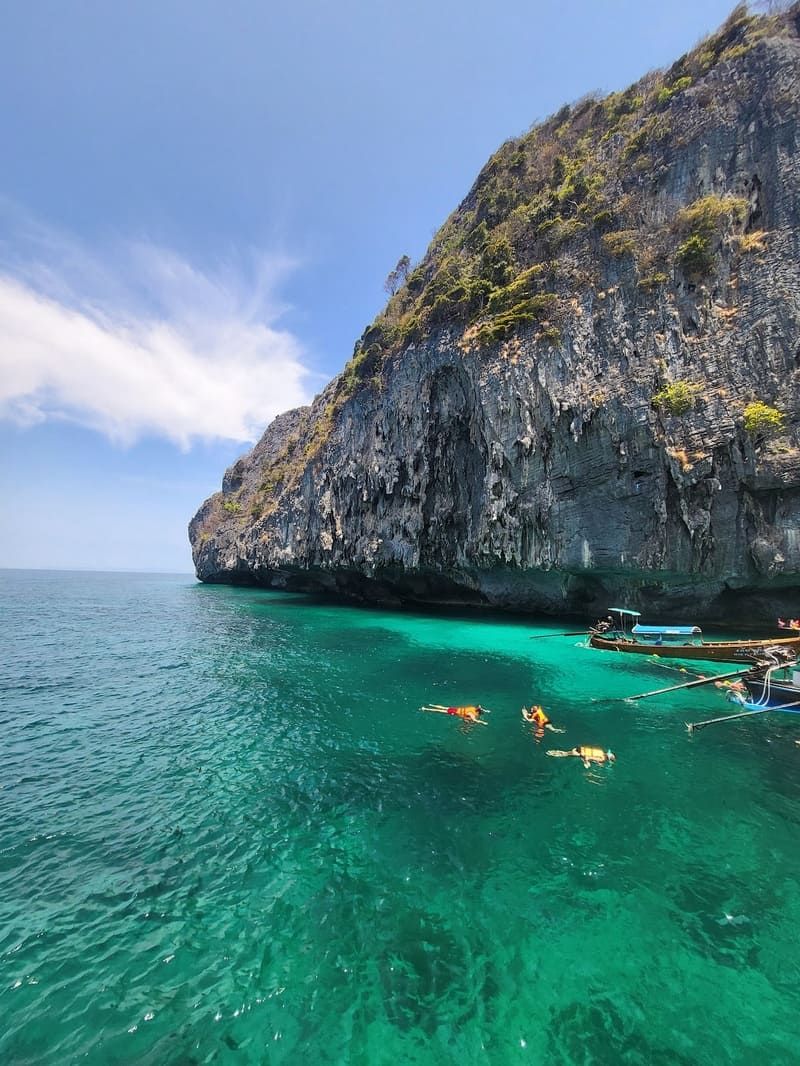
[741,678,800,710]
[589,633,800,664]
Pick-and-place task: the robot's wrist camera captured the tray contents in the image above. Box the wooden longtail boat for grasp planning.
[589,608,800,664]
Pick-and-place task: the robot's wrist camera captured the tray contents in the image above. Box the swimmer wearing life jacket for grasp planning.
[547,746,616,768]
[521,704,565,734]
[715,679,746,694]
[419,703,488,725]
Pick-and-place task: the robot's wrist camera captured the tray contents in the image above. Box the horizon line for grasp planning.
[0,565,197,576]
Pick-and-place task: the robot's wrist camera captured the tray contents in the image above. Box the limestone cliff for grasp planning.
[190,5,800,620]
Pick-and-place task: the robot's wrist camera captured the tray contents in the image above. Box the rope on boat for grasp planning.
[648,659,706,679]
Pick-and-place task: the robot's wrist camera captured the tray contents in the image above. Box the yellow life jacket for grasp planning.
[579,746,606,761]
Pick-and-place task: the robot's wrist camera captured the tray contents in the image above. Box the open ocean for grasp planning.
[2,569,799,1064]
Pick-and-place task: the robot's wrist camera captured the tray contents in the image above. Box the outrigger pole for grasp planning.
[687,697,800,733]
[621,667,752,702]
[528,631,586,639]
[686,708,769,733]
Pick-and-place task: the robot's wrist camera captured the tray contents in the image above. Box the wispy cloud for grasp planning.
[0,211,314,447]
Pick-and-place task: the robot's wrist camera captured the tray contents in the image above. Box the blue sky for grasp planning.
[0,0,736,572]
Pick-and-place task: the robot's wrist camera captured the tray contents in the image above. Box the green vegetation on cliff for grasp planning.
[239,2,794,521]
[744,400,785,436]
[652,381,704,416]
[192,2,800,617]
[337,4,776,388]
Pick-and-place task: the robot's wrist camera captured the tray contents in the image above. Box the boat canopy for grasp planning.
[608,607,641,617]
[632,624,702,637]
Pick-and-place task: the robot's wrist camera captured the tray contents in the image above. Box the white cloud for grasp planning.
[0,223,315,446]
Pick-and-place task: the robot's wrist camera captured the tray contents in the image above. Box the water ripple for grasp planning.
[2,571,800,1064]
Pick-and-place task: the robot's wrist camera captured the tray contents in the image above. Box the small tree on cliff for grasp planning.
[743,401,784,443]
[384,255,411,296]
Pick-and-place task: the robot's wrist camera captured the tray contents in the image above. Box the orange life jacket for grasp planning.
[531,706,549,726]
[448,705,478,719]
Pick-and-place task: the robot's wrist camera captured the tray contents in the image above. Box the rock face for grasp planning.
[190,5,800,620]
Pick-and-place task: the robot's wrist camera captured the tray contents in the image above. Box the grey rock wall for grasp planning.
[190,20,800,621]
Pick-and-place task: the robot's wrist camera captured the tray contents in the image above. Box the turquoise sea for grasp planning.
[2,569,799,1065]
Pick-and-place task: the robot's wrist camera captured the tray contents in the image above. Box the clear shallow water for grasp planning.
[2,570,799,1065]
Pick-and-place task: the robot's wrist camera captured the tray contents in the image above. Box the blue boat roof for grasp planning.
[608,607,641,617]
[632,624,702,636]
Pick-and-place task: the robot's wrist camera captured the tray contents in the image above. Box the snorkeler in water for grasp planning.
[521,704,565,734]
[547,746,616,768]
[419,704,489,725]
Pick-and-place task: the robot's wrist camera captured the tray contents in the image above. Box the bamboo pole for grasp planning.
[687,697,800,733]
[686,708,769,733]
[528,631,586,640]
[622,667,752,702]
